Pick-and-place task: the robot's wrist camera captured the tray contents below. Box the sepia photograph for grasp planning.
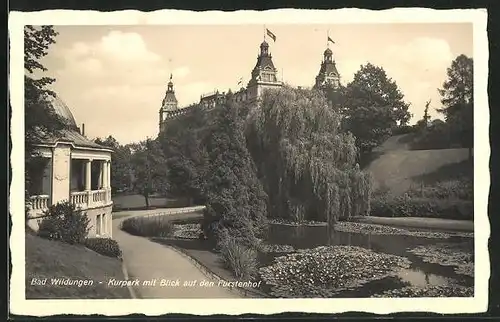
[9,8,488,316]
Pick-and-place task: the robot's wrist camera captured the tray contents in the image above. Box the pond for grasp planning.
[257,223,474,297]
[154,217,474,298]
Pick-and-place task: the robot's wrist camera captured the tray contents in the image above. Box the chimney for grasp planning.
[81,123,85,136]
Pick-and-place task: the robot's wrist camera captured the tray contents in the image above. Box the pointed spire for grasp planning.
[167,74,174,92]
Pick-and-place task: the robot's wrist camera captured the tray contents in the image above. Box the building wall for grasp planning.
[51,144,71,204]
[26,204,113,238]
[86,204,113,238]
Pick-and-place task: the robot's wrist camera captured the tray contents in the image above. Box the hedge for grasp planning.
[371,196,473,220]
[84,238,122,259]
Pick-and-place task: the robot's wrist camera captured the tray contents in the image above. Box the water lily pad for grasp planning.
[268,219,327,227]
[371,284,473,297]
[259,243,295,253]
[172,224,202,239]
[259,245,411,298]
[335,222,473,239]
[408,243,474,278]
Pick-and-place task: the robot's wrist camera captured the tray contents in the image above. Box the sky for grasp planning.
[39,23,473,144]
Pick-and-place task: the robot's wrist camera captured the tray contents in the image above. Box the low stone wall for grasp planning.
[27,204,114,238]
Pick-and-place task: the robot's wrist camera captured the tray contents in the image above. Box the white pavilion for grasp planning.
[26,94,113,238]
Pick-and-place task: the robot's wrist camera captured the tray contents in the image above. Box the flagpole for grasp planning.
[263,25,266,41]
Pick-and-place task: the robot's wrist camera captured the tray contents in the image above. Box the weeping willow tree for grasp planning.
[246,86,372,237]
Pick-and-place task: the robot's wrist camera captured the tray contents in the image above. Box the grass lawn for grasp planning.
[112,194,191,211]
[25,231,130,299]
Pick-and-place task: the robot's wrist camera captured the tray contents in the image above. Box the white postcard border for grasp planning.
[9,8,489,316]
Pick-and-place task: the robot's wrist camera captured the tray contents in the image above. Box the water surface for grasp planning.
[258,224,473,297]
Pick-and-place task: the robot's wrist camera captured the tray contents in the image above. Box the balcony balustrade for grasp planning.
[28,188,112,218]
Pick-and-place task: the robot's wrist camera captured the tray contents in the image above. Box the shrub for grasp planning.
[37,201,90,244]
[121,215,173,237]
[217,234,258,280]
[371,195,473,220]
[407,180,473,200]
[84,238,122,258]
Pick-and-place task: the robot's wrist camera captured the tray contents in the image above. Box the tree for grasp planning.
[201,102,268,248]
[246,86,372,242]
[438,54,474,159]
[130,138,169,208]
[158,107,209,205]
[343,63,412,155]
[24,26,67,203]
[94,136,132,193]
[415,99,432,130]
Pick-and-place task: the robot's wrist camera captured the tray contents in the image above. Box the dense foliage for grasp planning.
[130,139,169,207]
[37,201,91,244]
[158,107,209,205]
[84,237,122,258]
[246,86,372,237]
[121,215,173,237]
[370,195,473,220]
[438,54,474,156]
[218,236,258,280]
[408,55,474,154]
[94,136,133,193]
[342,63,412,155]
[201,103,268,247]
[24,26,68,204]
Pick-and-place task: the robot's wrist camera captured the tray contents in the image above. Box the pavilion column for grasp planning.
[107,160,111,202]
[102,161,108,189]
[85,159,92,207]
[85,160,92,191]
[97,161,103,189]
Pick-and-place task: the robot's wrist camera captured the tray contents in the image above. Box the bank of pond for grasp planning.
[121,215,474,298]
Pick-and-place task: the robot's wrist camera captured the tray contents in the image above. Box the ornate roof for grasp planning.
[253,55,276,71]
[318,60,339,77]
[44,93,77,128]
[39,129,113,150]
[35,93,111,151]
[162,76,178,109]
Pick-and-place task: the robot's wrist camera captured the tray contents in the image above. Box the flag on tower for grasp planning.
[266,29,277,42]
[328,36,335,44]
[238,77,243,86]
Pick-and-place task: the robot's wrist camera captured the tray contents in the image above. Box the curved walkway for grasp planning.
[112,211,240,299]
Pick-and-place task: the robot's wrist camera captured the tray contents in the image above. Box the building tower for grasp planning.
[159,74,178,133]
[246,40,283,101]
[314,47,341,90]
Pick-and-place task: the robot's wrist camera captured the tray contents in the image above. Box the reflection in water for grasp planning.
[262,223,474,293]
[397,268,449,287]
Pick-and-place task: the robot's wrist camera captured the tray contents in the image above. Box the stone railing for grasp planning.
[71,191,88,209]
[28,189,112,219]
[28,195,50,215]
[91,189,107,203]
